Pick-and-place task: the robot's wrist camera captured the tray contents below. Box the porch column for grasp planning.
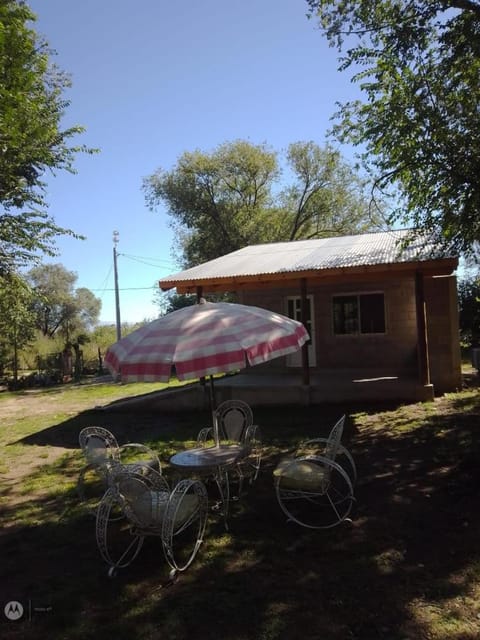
[415,270,431,387]
[300,278,310,386]
[196,286,206,394]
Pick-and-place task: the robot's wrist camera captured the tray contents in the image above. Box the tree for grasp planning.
[144,140,281,267]
[306,0,480,256]
[153,289,235,315]
[0,272,36,381]
[153,291,197,315]
[144,139,377,267]
[28,264,101,340]
[458,276,480,347]
[278,141,377,240]
[0,1,95,272]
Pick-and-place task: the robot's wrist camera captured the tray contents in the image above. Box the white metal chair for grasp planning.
[96,465,208,577]
[197,400,262,495]
[239,423,262,487]
[197,399,254,444]
[273,415,356,529]
[78,426,161,510]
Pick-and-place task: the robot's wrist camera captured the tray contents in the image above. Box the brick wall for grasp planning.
[425,275,462,392]
[240,272,461,393]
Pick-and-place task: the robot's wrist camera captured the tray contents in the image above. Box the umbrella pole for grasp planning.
[209,375,220,447]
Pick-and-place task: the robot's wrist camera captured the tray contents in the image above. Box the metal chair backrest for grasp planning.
[117,469,170,529]
[79,426,120,467]
[215,400,253,442]
[324,415,346,462]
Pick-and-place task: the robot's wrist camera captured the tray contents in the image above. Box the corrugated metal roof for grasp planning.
[159,229,455,287]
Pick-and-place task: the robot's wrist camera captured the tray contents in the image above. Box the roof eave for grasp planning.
[159,256,459,294]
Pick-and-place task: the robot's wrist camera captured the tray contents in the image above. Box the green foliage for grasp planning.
[153,291,236,315]
[144,139,378,267]
[20,329,64,370]
[458,276,480,346]
[279,141,375,240]
[87,321,146,369]
[0,272,36,377]
[154,292,197,315]
[306,0,480,256]
[0,0,96,271]
[28,263,101,340]
[144,140,280,266]
[90,324,119,352]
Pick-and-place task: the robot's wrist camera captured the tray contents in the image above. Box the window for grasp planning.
[287,297,312,342]
[333,293,385,335]
[285,295,316,366]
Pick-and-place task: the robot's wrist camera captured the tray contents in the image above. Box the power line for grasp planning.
[89,285,159,292]
[87,250,174,293]
[96,262,114,299]
[120,253,177,269]
[122,252,176,264]
[82,250,173,301]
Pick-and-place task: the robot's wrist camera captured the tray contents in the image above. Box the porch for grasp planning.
[213,370,432,406]
[106,368,432,413]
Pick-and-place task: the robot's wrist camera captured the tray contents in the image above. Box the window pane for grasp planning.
[288,297,313,341]
[287,299,295,318]
[360,293,385,333]
[333,296,358,334]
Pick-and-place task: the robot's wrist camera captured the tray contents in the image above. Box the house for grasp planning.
[159,229,461,405]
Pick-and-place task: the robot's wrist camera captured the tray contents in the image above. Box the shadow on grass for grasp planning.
[14,407,209,450]
[16,400,382,451]
[2,387,480,639]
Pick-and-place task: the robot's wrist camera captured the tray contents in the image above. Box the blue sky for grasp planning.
[27,0,360,323]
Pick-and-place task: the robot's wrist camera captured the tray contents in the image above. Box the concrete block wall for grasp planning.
[425,275,462,392]
[242,277,420,375]
[240,272,461,395]
[312,278,418,372]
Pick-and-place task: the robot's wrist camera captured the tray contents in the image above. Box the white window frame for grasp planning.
[285,295,316,367]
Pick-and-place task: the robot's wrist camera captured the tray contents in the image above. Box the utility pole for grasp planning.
[113,230,121,341]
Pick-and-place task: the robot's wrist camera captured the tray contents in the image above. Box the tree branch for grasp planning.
[447,0,480,17]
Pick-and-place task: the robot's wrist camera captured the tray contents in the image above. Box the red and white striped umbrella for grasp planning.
[104,300,309,383]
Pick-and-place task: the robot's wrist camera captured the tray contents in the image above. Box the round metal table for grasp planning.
[170,445,246,529]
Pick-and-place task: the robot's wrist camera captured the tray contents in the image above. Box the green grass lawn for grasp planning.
[1,376,480,639]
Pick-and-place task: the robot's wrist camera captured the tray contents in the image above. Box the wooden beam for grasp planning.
[160,258,458,294]
[170,265,456,295]
[300,278,310,386]
[415,270,431,386]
